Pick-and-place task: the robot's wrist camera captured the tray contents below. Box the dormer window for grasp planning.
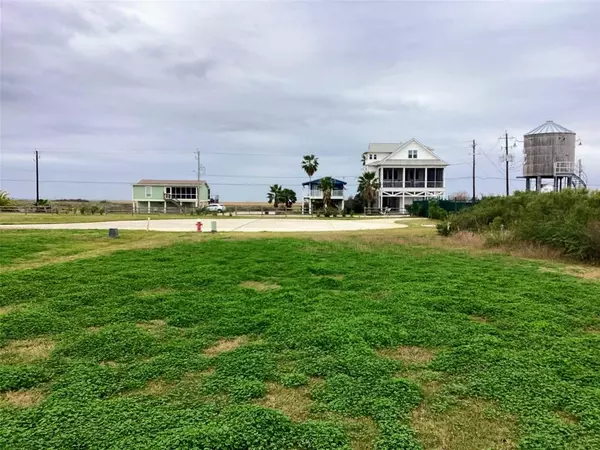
[408,150,418,159]
[373,154,377,160]
[369,154,373,160]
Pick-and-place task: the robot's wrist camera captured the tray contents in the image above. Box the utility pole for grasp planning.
[499,131,515,196]
[194,150,201,208]
[34,150,40,205]
[194,149,201,185]
[472,139,476,202]
[194,149,206,208]
[504,132,509,196]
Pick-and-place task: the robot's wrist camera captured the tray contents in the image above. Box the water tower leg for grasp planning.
[536,176,542,192]
[525,178,531,191]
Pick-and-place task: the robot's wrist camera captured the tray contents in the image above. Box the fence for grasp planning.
[364,207,409,216]
[410,200,475,217]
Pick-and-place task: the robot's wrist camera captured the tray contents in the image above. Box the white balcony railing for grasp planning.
[381,180,444,188]
[306,189,345,198]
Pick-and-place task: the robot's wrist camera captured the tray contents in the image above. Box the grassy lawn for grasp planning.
[1,231,599,449]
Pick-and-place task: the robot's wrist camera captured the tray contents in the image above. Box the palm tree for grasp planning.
[357,171,380,209]
[318,177,334,209]
[0,190,10,207]
[361,152,367,166]
[301,155,319,184]
[267,184,283,207]
[280,188,297,207]
[301,155,319,215]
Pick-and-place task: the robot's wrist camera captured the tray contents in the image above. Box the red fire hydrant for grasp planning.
[196,221,203,232]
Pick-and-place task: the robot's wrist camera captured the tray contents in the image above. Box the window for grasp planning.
[145,186,152,197]
[373,154,377,159]
[369,154,373,160]
[408,150,418,159]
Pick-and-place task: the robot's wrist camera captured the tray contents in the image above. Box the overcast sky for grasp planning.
[1,0,599,201]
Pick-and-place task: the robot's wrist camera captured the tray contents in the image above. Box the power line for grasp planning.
[1,175,534,186]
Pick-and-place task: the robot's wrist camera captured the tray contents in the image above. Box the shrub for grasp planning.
[438,190,600,261]
[428,201,448,220]
[79,206,87,215]
[436,221,451,236]
[406,203,424,217]
[90,205,99,215]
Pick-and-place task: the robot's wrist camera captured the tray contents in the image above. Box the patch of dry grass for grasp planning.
[135,287,174,297]
[469,315,489,324]
[255,381,314,421]
[0,389,45,408]
[540,265,600,281]
[0,338,55,363]
[377,346,436,366]
[136,319,167,334]
[123,379,176,397]
[344,416,379,450]
[204,336,249,357]
[0,305,19,316]
[144,379,174,395]
[412,398,518,450]
[99,361,120,368]
[240,281,281,291]
[556,410,579,425]
[313,274,345,281]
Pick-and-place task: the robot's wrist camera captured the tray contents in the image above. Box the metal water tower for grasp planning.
[522,120,586,191]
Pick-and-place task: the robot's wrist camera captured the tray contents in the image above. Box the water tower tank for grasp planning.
[523,120,576,178]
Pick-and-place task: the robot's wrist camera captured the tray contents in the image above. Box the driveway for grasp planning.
[0,218,408,233]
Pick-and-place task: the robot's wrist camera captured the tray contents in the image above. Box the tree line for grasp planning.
[266,154,381,210]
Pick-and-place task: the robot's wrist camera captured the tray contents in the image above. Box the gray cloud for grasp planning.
[1,0,599,201]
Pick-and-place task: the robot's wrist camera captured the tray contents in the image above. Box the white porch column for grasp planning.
[147,201,150,213]
[424,167,428,198]
[163,201,167,213]
[401,195,405,214]
[309,199,312,215]
[402,168,406,188]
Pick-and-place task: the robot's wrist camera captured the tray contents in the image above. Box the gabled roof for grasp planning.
[135,179,206,186]
[525,120,574,135]
[368,143,402,153]
[367,140,437,154]
[302,177,347,187]
[379,138,448,165]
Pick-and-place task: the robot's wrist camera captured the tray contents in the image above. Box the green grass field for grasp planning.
[1,230,599,449]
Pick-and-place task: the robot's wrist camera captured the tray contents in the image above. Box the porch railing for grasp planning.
[306,189,345,198]
[381,180,444,188]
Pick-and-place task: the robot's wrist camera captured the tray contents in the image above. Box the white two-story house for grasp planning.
[363,138,447,213]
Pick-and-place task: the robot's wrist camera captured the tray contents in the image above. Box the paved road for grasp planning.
[0,218,408,233]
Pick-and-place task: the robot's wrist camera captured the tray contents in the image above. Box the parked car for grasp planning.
[206,203,226,213]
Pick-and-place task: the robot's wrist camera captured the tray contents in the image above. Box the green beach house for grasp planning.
[132,179,209,213]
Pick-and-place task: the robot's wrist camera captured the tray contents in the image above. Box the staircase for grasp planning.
[164,193,183,208]
[554,162,587,189]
